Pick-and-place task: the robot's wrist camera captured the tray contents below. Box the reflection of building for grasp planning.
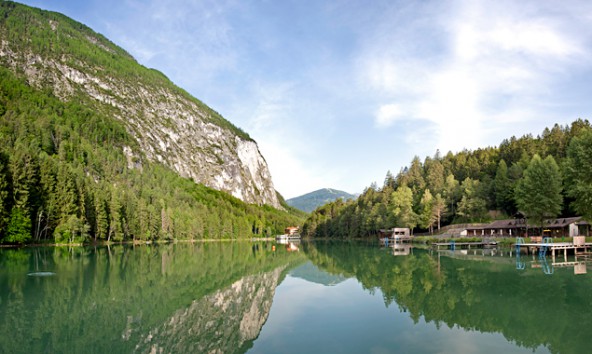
[285,242,299,252]
[462,217,589,237]
[277,226,301,242]
[391,244,412,256]
[574,262,587,275]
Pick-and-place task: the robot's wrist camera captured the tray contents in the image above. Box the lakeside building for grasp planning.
[284,226,300,236]
[462,216,589,238]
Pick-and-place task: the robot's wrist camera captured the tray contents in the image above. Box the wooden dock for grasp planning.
[515,241,592,261]
[432,241,498,250]
[379,236,412,246]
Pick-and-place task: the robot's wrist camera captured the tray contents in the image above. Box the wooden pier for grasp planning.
[515,241,592,261]
[432,241,498,250]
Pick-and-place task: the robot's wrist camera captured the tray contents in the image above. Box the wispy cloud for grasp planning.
[24,0,592,196]
[361,0,592,153]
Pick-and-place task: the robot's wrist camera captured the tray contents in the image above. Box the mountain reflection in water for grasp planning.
[1,241,591,354]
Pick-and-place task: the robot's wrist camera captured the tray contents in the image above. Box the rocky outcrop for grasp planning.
[133,266,285,353]
[0,5,281,208]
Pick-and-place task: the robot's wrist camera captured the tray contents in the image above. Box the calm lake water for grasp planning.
[1,241,590,354]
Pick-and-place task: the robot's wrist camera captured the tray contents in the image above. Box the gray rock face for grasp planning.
[0,16,281,208]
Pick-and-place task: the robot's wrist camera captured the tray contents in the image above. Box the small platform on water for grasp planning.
[432,241,497,250]
[515,241,592,259]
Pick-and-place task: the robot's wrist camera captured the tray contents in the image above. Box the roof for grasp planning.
[543,217,583,228]
[466,216,587,230]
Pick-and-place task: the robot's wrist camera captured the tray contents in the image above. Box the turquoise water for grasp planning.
[1,242,589,353]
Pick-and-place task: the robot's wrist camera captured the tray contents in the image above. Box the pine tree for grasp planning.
[515,154,563,232]
[494,159,515,215]
[456,178,487,222]
[0,153,10,236]
[563,129,592,222]
[5,207,32,244]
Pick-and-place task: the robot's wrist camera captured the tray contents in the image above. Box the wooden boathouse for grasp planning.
[379,227,412,244]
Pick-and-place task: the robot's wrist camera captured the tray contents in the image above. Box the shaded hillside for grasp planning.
[287,188,356,213]
[0,2,304,243]
[0,1,279,208]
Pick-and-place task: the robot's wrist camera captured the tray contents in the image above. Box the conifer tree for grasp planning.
[515,154,563,232]
[494,160,515,215]
[456,178,487,222]
[0,153,10,236]
[563,129,592,222]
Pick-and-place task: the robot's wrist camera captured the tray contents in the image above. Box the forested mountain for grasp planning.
[303,119,592,238]
[0,1,279,208]
[286,188,356,213]
[0,2,304,244]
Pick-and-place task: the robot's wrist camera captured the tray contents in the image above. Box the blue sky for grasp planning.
[18,0,592,198]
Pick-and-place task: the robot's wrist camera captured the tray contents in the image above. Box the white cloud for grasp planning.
[375,103,404,127]
[27,0,592,197]
[359,0,592,154]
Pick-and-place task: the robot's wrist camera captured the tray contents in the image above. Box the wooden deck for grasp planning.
[515,242,592,260]
[379,236,413,245]
[432,241,498,250]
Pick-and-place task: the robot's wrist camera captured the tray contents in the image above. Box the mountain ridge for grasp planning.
[0,2,305,244]
[287,188,357,213]
[0,1,280,208]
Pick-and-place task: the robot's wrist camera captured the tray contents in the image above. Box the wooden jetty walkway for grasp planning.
[515,240,592,261]
[432,240,497,250]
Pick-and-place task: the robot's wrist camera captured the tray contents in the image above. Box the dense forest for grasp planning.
[303,119,592,238]
[0,3,306,244]
[0,65,305,245]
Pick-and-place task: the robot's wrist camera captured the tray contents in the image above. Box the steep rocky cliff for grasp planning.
[0,2,280,208]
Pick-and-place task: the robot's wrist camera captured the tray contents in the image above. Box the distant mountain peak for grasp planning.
[287,188,356,213]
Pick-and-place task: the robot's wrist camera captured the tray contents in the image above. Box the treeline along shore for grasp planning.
[303,119,592,239]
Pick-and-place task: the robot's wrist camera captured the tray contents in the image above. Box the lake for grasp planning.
[1,241,590,354]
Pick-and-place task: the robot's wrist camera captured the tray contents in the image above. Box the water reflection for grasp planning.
[302,242,592,354]
[0,243,304,354]
[1,241,591,354]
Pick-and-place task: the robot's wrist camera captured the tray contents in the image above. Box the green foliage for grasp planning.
[0,59,302,244]
[515,154,563,229]
[563,128,592,221]
[304,119,590,238]
[456,178,488,223]
[0,2,251,141]
[494,160,516,215]
[392,185,417,230]
[53,214,89,244]
[5,207,31,244]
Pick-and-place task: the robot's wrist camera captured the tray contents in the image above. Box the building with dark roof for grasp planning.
[463,216,588,237]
